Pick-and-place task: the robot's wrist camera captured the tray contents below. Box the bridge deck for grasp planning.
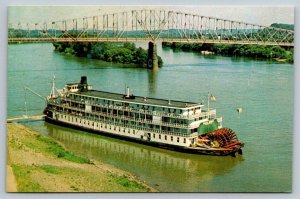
[7,38,294,46]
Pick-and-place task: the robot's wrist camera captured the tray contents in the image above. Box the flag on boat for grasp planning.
[210,94,216,101]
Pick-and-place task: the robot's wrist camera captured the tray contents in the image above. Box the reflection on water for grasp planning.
[147,70,158,95]
[46,122,243,192]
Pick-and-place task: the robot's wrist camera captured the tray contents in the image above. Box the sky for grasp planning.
[8,6,294,27]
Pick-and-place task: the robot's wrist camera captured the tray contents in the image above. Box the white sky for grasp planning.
[8,6,294,27]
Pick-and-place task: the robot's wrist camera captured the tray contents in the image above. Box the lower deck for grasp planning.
[45,110,242,156]
[45,114,242,156]
[49,110,198,148]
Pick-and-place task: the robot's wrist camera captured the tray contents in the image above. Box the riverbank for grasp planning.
[162,42,294,63]
[6,123,156,192]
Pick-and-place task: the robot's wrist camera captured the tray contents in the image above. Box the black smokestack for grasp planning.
[80,76,87,85]
[79,76,88,92]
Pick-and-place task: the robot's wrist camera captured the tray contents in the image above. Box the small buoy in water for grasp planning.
[237,108,243,113]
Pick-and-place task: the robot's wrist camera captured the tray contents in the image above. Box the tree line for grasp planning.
[162,23,294,63]
[270,23,294,31]
[53,42,163,67]
[162,42,293,63]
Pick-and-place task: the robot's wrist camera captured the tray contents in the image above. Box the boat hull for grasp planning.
[45,116,242,157]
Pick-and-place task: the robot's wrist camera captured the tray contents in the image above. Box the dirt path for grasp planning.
[6,165,18,192]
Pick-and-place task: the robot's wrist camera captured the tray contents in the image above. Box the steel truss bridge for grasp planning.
[8,9,294,46]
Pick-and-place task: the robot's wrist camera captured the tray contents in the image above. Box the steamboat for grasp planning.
[43,76,244,156]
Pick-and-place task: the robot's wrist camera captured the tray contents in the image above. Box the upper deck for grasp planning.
[71,89,203,109]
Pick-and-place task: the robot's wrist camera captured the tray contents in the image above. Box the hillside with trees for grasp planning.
[270,23,294,30]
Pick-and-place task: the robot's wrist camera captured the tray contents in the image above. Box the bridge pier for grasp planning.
[147,42,158,71]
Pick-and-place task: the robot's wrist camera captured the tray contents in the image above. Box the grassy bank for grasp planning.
[7,123,156,192]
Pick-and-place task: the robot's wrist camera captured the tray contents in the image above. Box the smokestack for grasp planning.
[79,76,88,92]
[80,76,87,85]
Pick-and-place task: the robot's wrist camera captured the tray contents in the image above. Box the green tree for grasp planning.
[53,42,164,67]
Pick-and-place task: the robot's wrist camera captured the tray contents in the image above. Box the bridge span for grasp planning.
[8,9,294,70]
[7,37,293,47]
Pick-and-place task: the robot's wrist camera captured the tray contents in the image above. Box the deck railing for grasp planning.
[54,98,216,120]
[48,103,200,129]
[50,107,198,138]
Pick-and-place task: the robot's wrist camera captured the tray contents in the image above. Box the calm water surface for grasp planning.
[8,43,293,192]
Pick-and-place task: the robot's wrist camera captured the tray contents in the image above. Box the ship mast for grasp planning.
[49,74,56,98]
[207,92,217,119]
[207,92,210,112]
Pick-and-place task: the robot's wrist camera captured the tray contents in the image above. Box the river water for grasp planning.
[7,43,293,192]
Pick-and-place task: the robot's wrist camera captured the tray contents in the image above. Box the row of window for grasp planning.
[62,114,138,134]
[60,114,188,144]
[60,103,202,127]
[66,85,78,90]
[69,94,200,114]
[154,133,186,143]
[59,111,191,133]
